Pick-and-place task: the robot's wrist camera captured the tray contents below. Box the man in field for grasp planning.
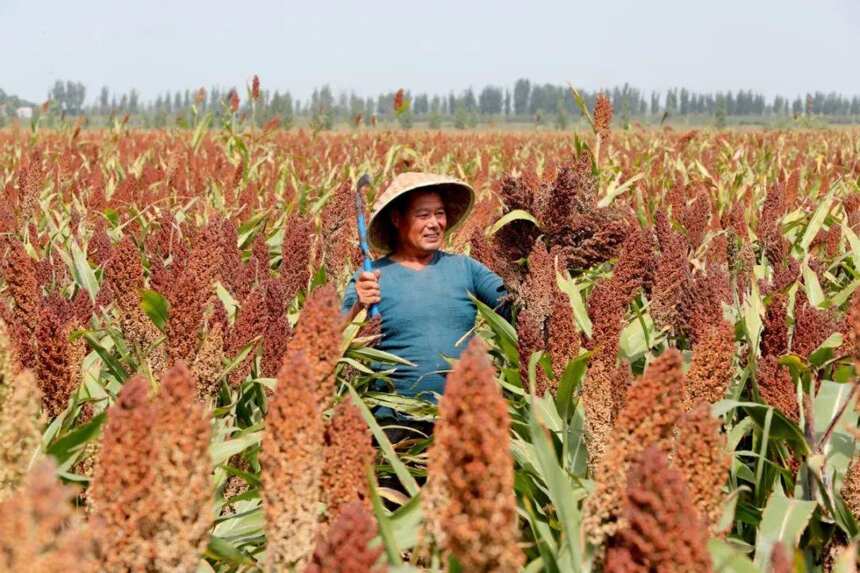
[342,172,508,433]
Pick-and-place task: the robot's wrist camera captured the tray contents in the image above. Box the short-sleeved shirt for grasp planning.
[341,250,507,407]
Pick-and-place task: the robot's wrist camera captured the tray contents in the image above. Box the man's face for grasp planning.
[392,191,447,254]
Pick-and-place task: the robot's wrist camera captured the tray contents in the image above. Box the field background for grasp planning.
[1,108,860,572]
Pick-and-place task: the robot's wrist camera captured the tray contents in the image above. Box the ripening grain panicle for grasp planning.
[262,349,325,570]
[674,402,731,534]
[261,278,293,378]
[321,401,375,520]
[34,303,85,417]
[757,354,799,423]
[584,350,685,546]
[0,315,21,397]
[845,292,860,360]
[165,266,209,367]
[0,239,42,367]
[320,182,361,279]
[842,456,860,520]
[89,376,158,571]
[103,236,144,312]
[517,239,578,396]
[225,283,267,386]
[685,320,736,408]
[305,501,387,573]
[0,370,43,502]
[86,219,112,267]
[191,320,226,400]
[0,459,98,573]
[104,237,166,371]
[604,447,712,573]
[288,284,342,410]
[281,212,314,300]
[593,93,613,141]
[425,338,523,573]
[151,363,213,572]
[792,293,839,358]
[651,212,696,339]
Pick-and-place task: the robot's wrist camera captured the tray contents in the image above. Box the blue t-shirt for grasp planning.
[341,250,507,407]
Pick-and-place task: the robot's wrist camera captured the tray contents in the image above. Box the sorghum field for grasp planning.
[2,100,860,573]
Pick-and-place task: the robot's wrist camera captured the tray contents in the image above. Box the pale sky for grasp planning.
[2,0,858,104]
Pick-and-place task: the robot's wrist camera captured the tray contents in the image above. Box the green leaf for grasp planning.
[205,535,253,566]
[557,272,592,338]
[529,403,584,572]
[389,493,423,551]
[469,292,519,364]
[488,209,540,236]
[83,332,129,382]
[708,538,759,573]
[752,493,816,566]
[742,281,764,352]
[619,311,656,361]
[46,412,106,464]
[215,281,238,322]
[347,385,419,496]
[368,465,404,566]
[191,113,213,153]
[814,379,858,485]
[140,289,168,331]
[842,220,860,269]
[348,346,416,367]
[808,333,843,368]
[70,240,99,302]
[556,350,590,420]
[713,400,810,457]
[799,195,833,252]
[210,431,263,466]
[801,258,826,309]
[598,172,643,208]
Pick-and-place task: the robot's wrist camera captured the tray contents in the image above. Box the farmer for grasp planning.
[342,172,509,428]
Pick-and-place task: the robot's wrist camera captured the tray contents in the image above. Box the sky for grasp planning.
[2,0,859,105]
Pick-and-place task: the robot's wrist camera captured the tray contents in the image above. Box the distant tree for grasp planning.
[478,86,503,115]
[462,88,477,113]
[349,93,364,118]
[513,78,530,116]
[49,80,66,110]
[555,97,568,130]
[715,98,727,129]
[649,92,660,115]
[665,89,678,114]
[413,93,429,115]
[429,109,442,129]
[504,89,511,116]
[99,86,110,114]
[447,92,456,116]
[453,103,467,129]
[129,90,139,114]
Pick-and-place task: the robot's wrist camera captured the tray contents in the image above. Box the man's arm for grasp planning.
[468,257,512,320]
[340,270,381,329]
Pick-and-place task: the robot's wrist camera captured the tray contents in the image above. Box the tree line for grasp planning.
[8,78,860,126]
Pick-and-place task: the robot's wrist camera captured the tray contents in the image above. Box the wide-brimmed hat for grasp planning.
[368,172,474,253]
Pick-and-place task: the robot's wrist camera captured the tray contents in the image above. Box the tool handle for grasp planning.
[355,175,380,319]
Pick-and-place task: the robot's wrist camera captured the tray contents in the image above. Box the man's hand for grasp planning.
[356,270,381,307]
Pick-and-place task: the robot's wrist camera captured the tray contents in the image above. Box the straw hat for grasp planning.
[368,172,475,253]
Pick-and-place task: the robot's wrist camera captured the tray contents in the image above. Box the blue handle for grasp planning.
[355,177,380,319]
